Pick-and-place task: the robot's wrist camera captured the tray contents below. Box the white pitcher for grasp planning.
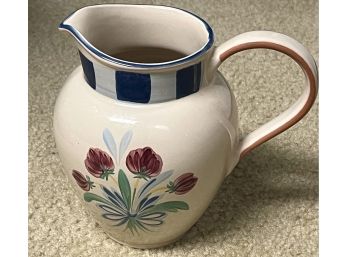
[55,4,318,248]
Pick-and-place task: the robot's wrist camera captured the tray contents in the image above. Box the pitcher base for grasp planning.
[106,233,182,249]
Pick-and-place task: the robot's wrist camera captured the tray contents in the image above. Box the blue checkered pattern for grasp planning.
[79,52,202,104]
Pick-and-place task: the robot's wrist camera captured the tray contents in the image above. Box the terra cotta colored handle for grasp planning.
[211,31,318,159]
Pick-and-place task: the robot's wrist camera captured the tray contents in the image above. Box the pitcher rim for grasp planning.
[59,4,215,69]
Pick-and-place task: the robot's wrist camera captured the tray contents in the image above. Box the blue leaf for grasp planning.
[114,218,129,226]
[140,212,166,220]
[144,195,160,207]
[139,204,156,213]
[137,170,174,200]
[137,197,148,212]
[99,204,126,217]
[103,128,117,163]
[119,130,133,163]
[138,180,156,197]
[139,219,163,226]
[137,195,160,212]
[102,213,127,221]
[138,212,166,226]
[102,187,128,212]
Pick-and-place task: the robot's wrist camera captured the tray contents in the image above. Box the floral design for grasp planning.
[166,173,198,195]
[126,147,163,180]
[72,170,94,191]
[72,128,198,234]
[85,148,115,180]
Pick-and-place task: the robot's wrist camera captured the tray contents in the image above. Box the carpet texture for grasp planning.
[29,0,318,256]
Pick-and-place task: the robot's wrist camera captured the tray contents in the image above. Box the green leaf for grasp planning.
[83,192,113,206]
[141,201,189,215]
[118,169,131,210]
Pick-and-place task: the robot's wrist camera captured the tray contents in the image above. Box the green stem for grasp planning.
[130,179,140,212]
[131,187,136,209]
[101,169,115,180]
[133,172,151,181]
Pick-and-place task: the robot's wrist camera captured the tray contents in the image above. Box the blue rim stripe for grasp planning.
[176,64,199,99]
[116,71,151,103]
[193,62,202,92]
[59,5,214,69]
[79,51,96,88]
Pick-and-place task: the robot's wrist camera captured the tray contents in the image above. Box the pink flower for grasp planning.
[167,173,198,195]
[126,147,163,180]
[72,170,94,191]
[84,148,114,180]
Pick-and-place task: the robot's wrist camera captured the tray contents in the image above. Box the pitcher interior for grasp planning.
[64,5,212,65]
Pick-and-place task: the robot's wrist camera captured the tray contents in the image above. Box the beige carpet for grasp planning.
[29,0,318,256]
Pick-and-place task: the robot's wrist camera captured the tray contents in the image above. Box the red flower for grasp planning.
[126,147,163,180]
[84,148,115,180]
[72,170,94,191]
[167,173,198,195]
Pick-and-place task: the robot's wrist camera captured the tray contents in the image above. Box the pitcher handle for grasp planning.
[210,31,318,160]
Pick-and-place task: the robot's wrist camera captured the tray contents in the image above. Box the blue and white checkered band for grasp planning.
[79,52,203,104]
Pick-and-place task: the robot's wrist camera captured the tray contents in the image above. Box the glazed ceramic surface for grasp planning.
[55,4,318,248]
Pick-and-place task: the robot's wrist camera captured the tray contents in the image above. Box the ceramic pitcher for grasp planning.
[55,4,318,248]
